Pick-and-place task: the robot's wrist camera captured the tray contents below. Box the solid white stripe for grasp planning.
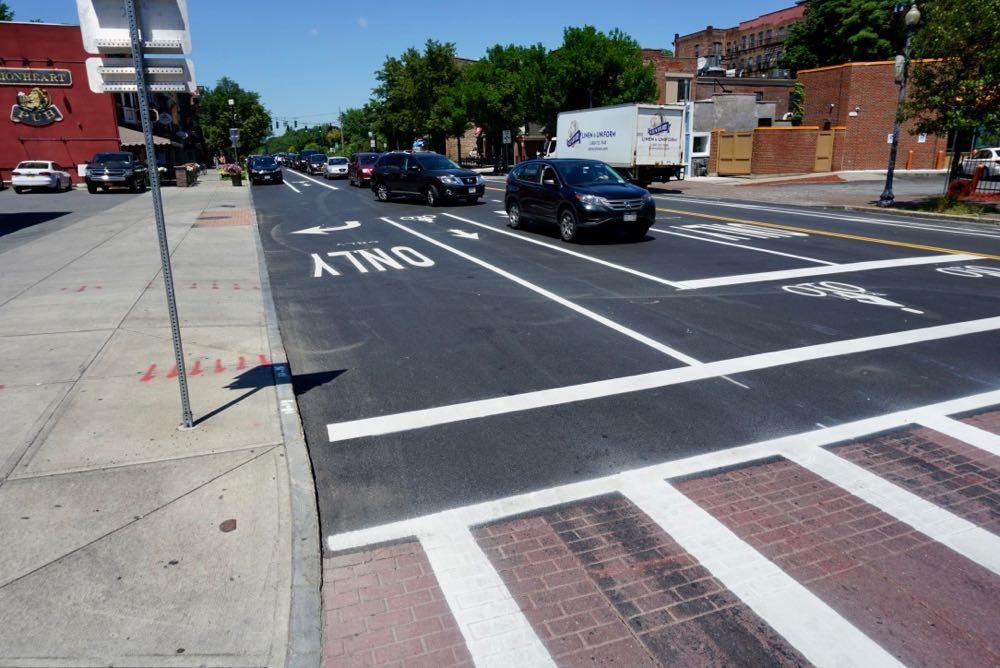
[623,478,905,668]
[293,170,340,190]
[419,527,555,667]
[655,196,1000,240]
[282,180,301,193]
[379,217,702,365]
[327,315,1000,443]
[915,414,1000,457]
[675,253,979,290]
[652,228,837,266]
[326,389,1000,551]
[784,445,1000,575]
[441,212,685,289]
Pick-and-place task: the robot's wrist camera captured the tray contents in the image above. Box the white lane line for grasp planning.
[623,477,904,668]
[378,216,701,365]
[785,444,1000,575]
[656,196,1000,240]
[442,212,685,289]
[419,526,555,668]
[915,414,1000,457]
[282,180,301,194]
[652,228,837,266]
[676,253,979,290]
[327,315,1000,443]
[327,388,1000,551]
[293,170,340,190]
[490,199,502,203]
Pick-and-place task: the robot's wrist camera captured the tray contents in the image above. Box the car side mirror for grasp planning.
[409,165,421,172]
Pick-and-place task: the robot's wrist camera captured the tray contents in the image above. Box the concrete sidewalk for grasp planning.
[0,175,319,666]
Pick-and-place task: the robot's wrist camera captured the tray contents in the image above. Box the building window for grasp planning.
[713,42,721,56]
[694,44,700,58]
[766,29,772,44]
[755,91,764,102]
[756,55,762,69]
[749,34,755,48]
[741,35,747,50]
[677,79,691,101]
[778,26,785,41]
[758,31,763,45]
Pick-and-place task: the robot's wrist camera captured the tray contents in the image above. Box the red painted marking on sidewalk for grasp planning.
[190,282,198,289]
[189,360,203,376]
[475,494,806,666]
[214,359,225,374]
[77,285,87,292]
[95,285,102,290]
[962,408,1000,436]
[676,459,1000,667]
[237,356,247,371]
[60,287,67,291]
[233,283,241,290]
[140,364,157,382]
[323,540,474,667]
[166,365,178,379]
[258,354,271,366]
[211,282,219,290]
[0,384,5,390]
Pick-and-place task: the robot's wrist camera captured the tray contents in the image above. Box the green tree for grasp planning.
[544,26,658,131]
[906,0,1000,140]
[339,103,385,155]
[789,81,806,125]
[198,77,271,158]
[0,3,13,20]
[781,0,902,72]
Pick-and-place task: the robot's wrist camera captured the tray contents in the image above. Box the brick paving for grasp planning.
[960,408,1000,436]
[830,426,1000,534]
[322,540,473,668]
[472,494,809,667]
[675,458,1000,667]
[193,207,252,227]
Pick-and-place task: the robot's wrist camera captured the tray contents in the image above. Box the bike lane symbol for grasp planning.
[781,281,924,314]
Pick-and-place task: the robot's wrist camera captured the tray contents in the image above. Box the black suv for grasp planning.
[306,153,327,175]
[296,150,320,171]
[504,159,654,242]
[248,155,283,185]
[371,151,484,206]
[85,152,149,193]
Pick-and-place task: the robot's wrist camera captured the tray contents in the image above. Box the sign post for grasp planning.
[80,0,194,429]
[230,127,240,165]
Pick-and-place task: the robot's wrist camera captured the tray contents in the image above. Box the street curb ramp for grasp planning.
[249,188,323,667]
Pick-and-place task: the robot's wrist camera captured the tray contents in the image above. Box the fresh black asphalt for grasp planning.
[252,169,1000,542]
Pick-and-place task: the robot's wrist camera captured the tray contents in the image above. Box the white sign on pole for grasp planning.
[502,129,512,144]
[229,128,240,142]
[918,133,927,144]
[77,0,191,54]
[887,133,894,144]
[84,56,196,93]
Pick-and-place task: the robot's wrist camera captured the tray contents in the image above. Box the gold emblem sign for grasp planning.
[10,86,64,126]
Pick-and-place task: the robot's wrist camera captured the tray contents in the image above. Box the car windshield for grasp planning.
[359,154,379,165]
[17,162,50,169]
[256,157,278,168]
[416,154,460,170]
[92,153,132,164]
[309,155,325,162]
[554,161,625,186]
[328,158,348,165]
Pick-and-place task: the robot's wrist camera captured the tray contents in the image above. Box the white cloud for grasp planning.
[358,16,368,29]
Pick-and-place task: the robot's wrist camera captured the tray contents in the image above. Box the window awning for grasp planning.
[118,126,178,147]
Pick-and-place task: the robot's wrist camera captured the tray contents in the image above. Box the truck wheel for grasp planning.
[87,183,98,194]
[559,208,579,242]
[128,178,138,193]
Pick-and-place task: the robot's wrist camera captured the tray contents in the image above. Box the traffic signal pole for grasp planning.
[125,0,194,428]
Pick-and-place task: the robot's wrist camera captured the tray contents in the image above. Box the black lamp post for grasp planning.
[877,3,922,207]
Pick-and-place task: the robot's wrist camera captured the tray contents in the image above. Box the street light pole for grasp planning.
[878,3,921,207]
[227,98,237,163]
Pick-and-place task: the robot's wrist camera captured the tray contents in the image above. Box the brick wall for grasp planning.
[751,127,819,174]
[445,127,479,163]
[798,61,945,170]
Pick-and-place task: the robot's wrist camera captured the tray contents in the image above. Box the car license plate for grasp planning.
[263,175,271,180]
[624,213,637,222]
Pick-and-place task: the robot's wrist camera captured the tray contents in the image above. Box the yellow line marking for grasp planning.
[656,207,999,261]
[486,186,505,193]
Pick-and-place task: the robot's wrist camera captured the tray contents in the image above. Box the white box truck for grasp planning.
[544,103,687,186]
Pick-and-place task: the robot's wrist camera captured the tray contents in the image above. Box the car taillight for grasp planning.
[12,170,22,176]
[362,168,372,174]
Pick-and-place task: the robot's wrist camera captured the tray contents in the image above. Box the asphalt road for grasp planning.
[252,169,1000,541]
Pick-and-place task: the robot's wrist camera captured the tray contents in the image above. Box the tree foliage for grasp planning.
[461,44,551,146]
[906,0,1000,136]
[0,3,13,21]
[198,77,271,157]
[781,0,902,72]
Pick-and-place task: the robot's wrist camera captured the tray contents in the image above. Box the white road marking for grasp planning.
[282,180,301,194]
[293,170,340,190]
[721,375,750,389]
[490,198,502,203]
[915,414,1000,457]
[327,315,1000,442]
[448,229,480,240]
[327,388,1000,551]
[379,216,702,365]
[494,210,507,216]
[781,281,924,315]
[292,221,361,235]
[419,526,555,667]
[623,478,905,668]
[676,254,977,290]
[652,228,837,266]
[785,445,1000,575]
[655,196,1000,240]
[442,212,685,289]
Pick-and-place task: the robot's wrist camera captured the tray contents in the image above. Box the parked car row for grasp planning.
[8,152,150,194]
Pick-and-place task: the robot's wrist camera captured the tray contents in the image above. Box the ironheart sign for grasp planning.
[0,68,73,86]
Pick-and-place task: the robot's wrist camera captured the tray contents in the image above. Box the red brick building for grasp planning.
[0,20,204,184]
[797,60,945,170]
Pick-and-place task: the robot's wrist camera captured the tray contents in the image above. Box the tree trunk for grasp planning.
[456,135,461,165]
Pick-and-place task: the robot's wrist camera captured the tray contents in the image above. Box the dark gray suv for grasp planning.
[371,151,484,206]
[85,152,148,193]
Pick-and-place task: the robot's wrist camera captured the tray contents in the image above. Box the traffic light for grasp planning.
[294,120,298,128]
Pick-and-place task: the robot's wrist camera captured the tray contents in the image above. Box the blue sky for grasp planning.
[11,1,791,128]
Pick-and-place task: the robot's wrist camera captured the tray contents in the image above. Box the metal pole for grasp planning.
[877,25,916,207]
[124,0,194,428]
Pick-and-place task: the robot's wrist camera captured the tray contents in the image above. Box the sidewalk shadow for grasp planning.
[194,364,346,426]
[0,212,69,237]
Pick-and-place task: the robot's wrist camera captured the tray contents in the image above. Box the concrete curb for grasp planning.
[248,188,323,668]
[835,204,1000,225]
